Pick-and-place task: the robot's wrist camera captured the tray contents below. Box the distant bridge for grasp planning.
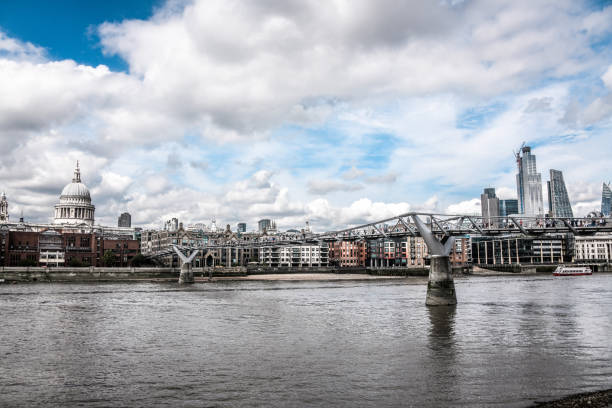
[147,212,611,303]
[145,212,612,258]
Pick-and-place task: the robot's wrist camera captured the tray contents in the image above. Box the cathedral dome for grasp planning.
[53,161,95,226]
[61,181,91,200]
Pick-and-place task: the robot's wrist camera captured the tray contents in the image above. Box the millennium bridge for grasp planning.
[147,212,611,305]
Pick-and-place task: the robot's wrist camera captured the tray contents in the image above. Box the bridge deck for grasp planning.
[145,213,612,258]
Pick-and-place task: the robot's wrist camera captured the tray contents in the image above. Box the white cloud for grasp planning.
[341,166,364,180]
[1,1,612,231]
[91,172,133,198]
[603,65,612,89]
[446,198,481,215]
[496,187,517,200]
[93,0,612,139]
[0,31,46,61]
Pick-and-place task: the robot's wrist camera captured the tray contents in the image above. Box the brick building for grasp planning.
[329,240,367,267]
[0,163,139,267]
[0,228,139,267]
[365,236,471,268]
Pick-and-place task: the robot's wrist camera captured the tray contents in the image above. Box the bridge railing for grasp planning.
[143,212,612,259]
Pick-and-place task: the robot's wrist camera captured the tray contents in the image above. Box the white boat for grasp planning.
[553,265,592,276]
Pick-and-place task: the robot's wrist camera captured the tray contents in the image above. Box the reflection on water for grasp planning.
[1,275,611,407]
[425,306,458,406]
[428,305,457,349]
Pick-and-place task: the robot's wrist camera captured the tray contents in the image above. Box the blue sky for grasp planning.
[0,0,160,70]
[1,0,611,230]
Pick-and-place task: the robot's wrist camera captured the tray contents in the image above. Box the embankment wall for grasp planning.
[0,266,247,283]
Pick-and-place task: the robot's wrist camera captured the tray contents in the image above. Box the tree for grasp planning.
[67,258,83,267]
[18,258,37,267]
[129,253,154,267]
[102,250,115,267]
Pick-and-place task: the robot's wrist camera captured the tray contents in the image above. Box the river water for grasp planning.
[1,274,611,407]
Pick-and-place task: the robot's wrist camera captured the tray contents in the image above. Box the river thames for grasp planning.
[1,274,611,407]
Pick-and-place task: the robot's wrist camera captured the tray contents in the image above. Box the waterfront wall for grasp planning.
[2,265,437,282]
[6,263,606,283]
[0,266,247,283]
[475,263,611,273]
[246,265,432,276]
[474,264,536,274]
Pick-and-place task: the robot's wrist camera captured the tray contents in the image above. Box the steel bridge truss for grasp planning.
[145,213,612,260]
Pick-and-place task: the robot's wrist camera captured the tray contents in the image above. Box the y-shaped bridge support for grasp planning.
[411,215,457,306]
[173,245,199,284]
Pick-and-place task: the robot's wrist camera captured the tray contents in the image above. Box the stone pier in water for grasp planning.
[411,215,457,306]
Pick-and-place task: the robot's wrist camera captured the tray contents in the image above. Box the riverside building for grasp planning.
[574,235,612,262]
[366,236,470,268]
[329,240,367,267]
[259,244,329,267]
[471,235,570,265]
[0,162,138,267]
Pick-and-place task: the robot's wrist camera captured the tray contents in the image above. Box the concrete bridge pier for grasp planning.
[426,255,456,306]
[173,246,199,284]
[179,262,194,284]
[411,215,457,306]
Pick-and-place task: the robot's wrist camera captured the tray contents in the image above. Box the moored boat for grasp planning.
[553,265,592,276]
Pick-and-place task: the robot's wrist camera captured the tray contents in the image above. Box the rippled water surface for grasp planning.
[1,274,612,407]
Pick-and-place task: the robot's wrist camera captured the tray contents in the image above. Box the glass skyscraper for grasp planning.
[515,145,544,216]
[499,199,519,217]
[547,169,573,218]
[602,182,611,216]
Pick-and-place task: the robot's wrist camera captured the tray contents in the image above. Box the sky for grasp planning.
[0,0,611,231]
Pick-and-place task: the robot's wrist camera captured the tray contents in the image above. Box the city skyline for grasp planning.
[1,1,611,229]
[0,144,606,231]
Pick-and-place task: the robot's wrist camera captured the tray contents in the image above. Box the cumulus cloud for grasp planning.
[224,171,278,204]
[446,198,481,215]
[91,172,133,198]
[0,31,46,61]
[496,187,517,200]
[92,0,612,138]
[305,197,411,228]
[1,1,612,230]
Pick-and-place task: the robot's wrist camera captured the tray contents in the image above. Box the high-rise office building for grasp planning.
[118,212,131,227]
[547,170,573,218]
[237,222,246,233]
[602,182,611,216]
[499,199,519,217]
[515,145,544,216]
[480,188,499,224]
[258,219,271,232]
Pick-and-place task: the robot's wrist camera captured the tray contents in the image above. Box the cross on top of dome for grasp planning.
[72,160,81,183]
